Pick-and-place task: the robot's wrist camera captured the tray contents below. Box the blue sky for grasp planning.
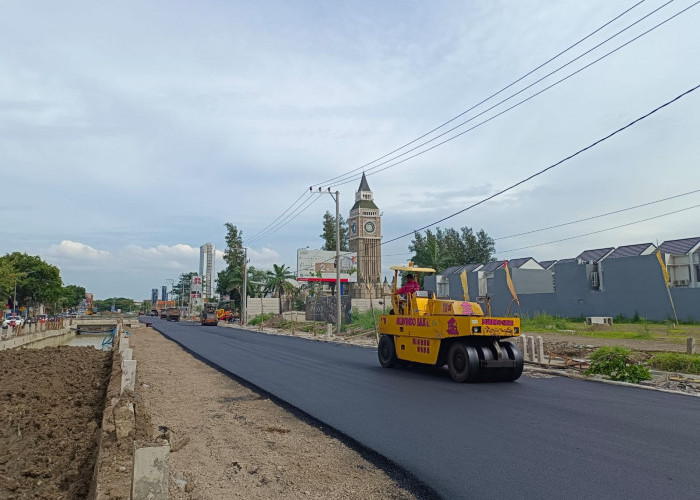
[2,0,699,299]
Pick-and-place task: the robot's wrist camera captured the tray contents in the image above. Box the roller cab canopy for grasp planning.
[389,266,436,273]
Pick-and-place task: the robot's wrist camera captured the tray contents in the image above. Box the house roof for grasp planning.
[440,264,482,276]
[658,236,700,256]
[577,247,614,263]
[606,243,656,259]
[507,257,538,269]
[552,258,576,265]
[480,261,504,273]
[539,260,557,269]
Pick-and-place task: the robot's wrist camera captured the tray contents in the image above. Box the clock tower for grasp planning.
[348,173,381,295]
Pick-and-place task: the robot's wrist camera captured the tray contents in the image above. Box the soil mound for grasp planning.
[0,346,111,499]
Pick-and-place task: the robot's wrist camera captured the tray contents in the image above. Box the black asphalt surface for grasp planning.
[145,318,700,499]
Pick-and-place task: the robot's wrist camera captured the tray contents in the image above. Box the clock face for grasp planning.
[351,222,357,234]
[364,221,376,234]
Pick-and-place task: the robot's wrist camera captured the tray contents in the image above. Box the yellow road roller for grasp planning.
[378,265,523,382]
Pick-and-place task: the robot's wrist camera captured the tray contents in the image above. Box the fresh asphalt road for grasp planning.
[145,318,700,500]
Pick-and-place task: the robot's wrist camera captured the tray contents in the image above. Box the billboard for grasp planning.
[297,249,358,282]
[190,275,202,299]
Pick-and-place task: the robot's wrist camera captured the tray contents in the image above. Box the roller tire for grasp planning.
[500,341,524,381]
[378,335,399,368]
[476,344,498,382]
[447,342,479,383]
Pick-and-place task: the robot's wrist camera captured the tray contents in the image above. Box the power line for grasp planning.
[245,189,310,241]
[494,188,700,240]
[328,0,697,189]
[312,0,652,188]
[381,82,700,246]
[244,192,323,246]
[498,203,700,254]
[248,1,658,241]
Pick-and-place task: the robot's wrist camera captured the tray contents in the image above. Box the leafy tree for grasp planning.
[0,252,63,309]
[170,272,197,306]
[62,284,86,309]
[266,264,295,314]
[93,297,136,313]
[320,211,349,251]
[142,300,152,314]
[0,259,19,308]
[217,222,246,309]
[409,227,494,273]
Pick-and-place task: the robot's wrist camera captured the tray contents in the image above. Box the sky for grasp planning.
[2,0,699,299]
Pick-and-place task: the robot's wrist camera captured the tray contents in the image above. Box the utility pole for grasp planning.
[310,186,342,334]
[242,247,248,325]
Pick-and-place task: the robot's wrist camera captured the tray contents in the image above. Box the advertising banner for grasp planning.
[297,249,358,282]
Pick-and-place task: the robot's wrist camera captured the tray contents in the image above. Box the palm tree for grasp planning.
[266,264,295,314]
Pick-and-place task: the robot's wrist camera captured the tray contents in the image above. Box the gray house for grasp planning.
[423,236,700,321]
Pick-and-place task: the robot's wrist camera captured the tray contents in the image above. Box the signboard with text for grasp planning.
[296,249,358,282]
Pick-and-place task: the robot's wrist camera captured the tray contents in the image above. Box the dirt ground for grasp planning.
[0,346,111,500]
[130,324,434,500]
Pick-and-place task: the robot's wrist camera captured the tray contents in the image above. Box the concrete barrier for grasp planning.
[132,446,170,500]
[0,327,75,351]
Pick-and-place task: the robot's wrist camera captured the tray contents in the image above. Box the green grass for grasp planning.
[648,352,700,375]
[349,308,382,330]
[521,313,700,341]
[248,313,275,325]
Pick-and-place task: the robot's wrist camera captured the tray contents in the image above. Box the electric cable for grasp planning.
[498,203,700,254]
[381,82,700,246]
[329,0,698,189]
[312,0,652,188]
[494,188,700,240]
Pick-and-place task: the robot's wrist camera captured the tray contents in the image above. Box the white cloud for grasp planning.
[49,240,110,260]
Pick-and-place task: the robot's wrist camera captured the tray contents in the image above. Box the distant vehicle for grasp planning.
[201,303,218,326]
[36,314,48,322]
[2,316,24,328]
[150,309,159,317]
[166,307,181,322]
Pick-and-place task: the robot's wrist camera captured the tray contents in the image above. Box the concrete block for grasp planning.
[521,335,528,361]
[537,336,544,364]
[527,336,535,363]
[113,402,134,439]
[122,348,133,361]
[688,337,696,355]
[121,360,136,394]
[326,323,333,337]
[132,446,170,500]
[119,338,129,353]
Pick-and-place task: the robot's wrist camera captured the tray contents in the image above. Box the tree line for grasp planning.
[0,252,87,313]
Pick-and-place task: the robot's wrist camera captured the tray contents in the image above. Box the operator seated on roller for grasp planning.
[395,273,420,314]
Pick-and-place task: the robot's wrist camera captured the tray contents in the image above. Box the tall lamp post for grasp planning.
[311,186,342,335]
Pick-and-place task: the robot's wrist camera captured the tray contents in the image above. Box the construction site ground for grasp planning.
[1,319,697,500]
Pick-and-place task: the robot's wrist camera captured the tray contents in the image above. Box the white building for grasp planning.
[199,243,216,299]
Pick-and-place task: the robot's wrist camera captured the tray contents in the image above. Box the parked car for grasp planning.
[2,316,24,328]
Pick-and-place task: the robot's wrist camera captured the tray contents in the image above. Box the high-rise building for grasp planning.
[199,243,216,299]
[151,288,158,305]
[161,285,168,302]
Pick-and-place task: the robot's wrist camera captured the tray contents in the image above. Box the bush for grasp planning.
[648,352,700,375]
[585,346,652,383]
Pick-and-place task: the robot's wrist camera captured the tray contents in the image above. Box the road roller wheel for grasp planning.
[500,341,524,381]
[475,344,498,382]
[378,335,398,368]
[447,341,479,383]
